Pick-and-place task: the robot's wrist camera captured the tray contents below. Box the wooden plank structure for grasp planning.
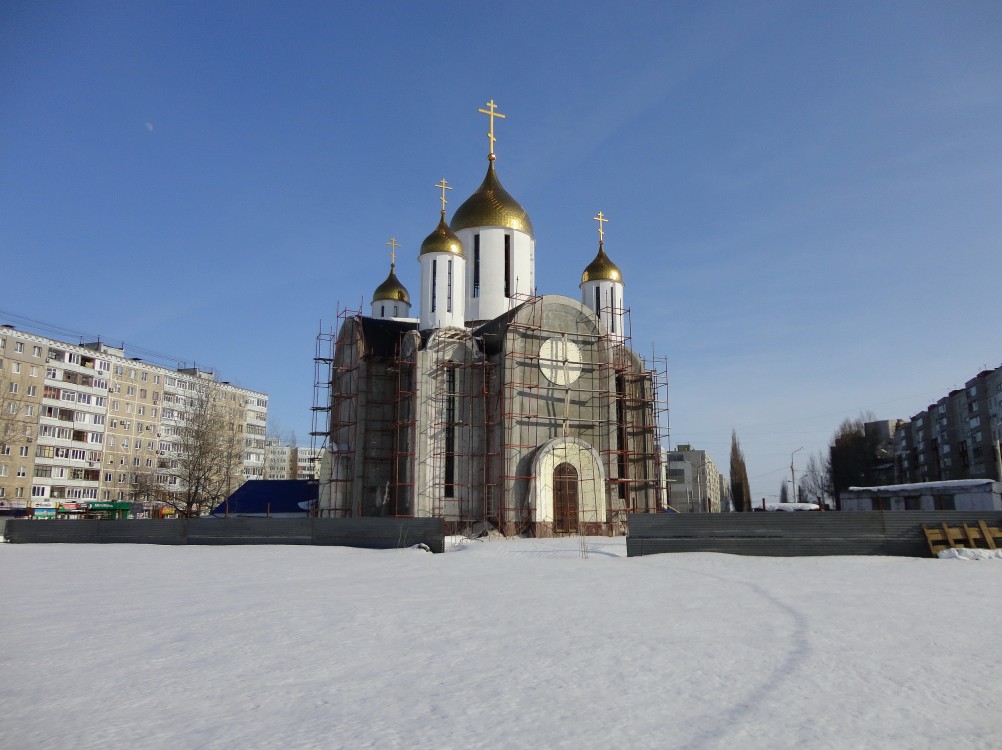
[923,520,1002,556]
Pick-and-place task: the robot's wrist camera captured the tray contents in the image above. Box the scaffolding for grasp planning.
[312,305,362,517]
[317,293,668,534]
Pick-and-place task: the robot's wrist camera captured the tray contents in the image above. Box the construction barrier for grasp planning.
[626,511,1002,558]
[2,517,446,553]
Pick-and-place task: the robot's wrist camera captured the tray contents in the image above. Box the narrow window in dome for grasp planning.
[447,259,453,313]
[381,304,385,318]
[504,234,511,298]
[595,287,601,321]
[431,259,437,313]
[473,234,480,298]
[394,305,399,317]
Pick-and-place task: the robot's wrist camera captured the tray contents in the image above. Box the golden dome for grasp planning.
[372,264,410,304]
[419,212,464,257]
[580,243,623,284]
[450,161,534,236]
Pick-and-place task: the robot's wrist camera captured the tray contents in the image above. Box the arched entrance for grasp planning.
[553,462,579,534]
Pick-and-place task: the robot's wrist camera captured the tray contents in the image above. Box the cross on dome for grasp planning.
[386,236,400,265]
[435,178,452,213]
[478,99,506,160]
[593,211,608,243]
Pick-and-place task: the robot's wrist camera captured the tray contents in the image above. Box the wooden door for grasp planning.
[553,462,579,534]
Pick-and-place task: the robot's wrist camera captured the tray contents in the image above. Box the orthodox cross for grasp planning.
[593,211,608,243]
[386,236,399,265]
[478,99,506,157]
[435,178,452,213]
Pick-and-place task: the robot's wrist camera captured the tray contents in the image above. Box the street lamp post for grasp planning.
[791,447,803,503]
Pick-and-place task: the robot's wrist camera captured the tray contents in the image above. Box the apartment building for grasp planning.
[894,365,1002,483]
[263,438,324,481]
[664,444,723,513]
[0,326,267,512]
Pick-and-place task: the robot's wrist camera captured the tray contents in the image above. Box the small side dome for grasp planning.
[373,264,410,304]
[581,243,623,284]
[420,213,464,256]
[450,161,534,236]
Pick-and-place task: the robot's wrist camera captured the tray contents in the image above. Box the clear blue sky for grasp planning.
[3,1,1001,501]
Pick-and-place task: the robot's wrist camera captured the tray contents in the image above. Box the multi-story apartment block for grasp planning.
[0,326,268,514]
[294,446,324,480]
[264,437,293,480]
[664,444,722,513]
[894,365,1002,483]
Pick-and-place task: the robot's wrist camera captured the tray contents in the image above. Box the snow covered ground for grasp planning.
[2,537,1000,749]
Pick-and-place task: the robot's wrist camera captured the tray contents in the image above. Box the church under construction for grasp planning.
[314,101,667,536]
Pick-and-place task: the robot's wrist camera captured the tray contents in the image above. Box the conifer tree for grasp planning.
[729,430,751,512]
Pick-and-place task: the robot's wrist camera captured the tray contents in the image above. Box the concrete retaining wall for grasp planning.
[626,511,1002,557]
[3,517,445,553]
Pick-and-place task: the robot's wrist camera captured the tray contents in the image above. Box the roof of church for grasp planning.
[372,264,411,304]
[359,316,419,358]
[450,160,534,236]
[420,212,464,257]
[581,243,623,284]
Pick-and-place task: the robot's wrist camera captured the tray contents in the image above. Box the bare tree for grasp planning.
[828,413,880,510]
[729,430,751,512]
[800,451,833,508]
[0,368,34,449]
[158,384,244,517]
[779,479,790,503]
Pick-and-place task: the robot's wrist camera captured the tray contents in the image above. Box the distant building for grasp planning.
[893,366,1002,483]
[293,446,324,480]
[264,437,293,480]
[842,479,1002,512]
[0,325,267,513]
[664,444,722,513]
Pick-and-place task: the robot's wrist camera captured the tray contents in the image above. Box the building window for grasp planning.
[447,259,453,313]
[595,287,601,321]
[473,234,480,298]
[504,234,511,298]
[610,287,616,333]
[14,342,24,353]
[431,259,437,313]
[32,346,42,357]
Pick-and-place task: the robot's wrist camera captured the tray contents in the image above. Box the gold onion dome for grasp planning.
[419,212,464,256]
[581,242,623,284]
[450,161,534,235]
[372,264,410,304]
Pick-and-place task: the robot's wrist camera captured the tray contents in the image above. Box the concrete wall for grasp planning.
[626,511,1002,557]
[3,517,446,552]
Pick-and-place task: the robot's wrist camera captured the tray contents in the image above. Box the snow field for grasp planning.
[1,537,1000,749]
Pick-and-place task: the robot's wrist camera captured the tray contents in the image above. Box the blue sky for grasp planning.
[3,1,1001,501]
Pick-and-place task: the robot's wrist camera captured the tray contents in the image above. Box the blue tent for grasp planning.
[211,480,317,517]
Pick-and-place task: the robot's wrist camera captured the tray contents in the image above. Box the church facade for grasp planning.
[319,102,664,535]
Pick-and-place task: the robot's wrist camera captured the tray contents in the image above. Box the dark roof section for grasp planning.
[359,316,419,359]
[211,480,318,516]
[471,301,532,358]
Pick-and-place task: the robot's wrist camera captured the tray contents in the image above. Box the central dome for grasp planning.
[450,161,534,236]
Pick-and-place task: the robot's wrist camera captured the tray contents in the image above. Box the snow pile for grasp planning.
[759,502,820,511]
[2,539,1001,749]
[938,547,1002,560]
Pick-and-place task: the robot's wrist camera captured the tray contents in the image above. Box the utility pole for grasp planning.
[791,447,803,504]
